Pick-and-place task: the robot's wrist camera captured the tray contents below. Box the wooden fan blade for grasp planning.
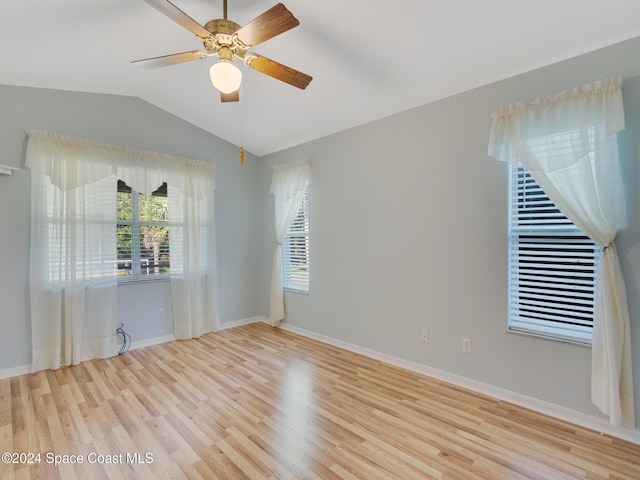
[221,90,240,102]
[235,3,299,47]
[143,0,211,39]
[131,50,208,69]
[246,54,312,89]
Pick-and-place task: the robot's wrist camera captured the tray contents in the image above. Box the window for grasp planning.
[282,185,309,292]
[508,167,600,344]
[38,175,116,283]
[117,180,171,280]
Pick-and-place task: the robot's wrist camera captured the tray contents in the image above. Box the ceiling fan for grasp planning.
[133,0,313,102]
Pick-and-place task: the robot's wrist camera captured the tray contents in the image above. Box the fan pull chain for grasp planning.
[239,86,244,164]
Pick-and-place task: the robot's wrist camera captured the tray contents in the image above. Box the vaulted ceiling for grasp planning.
[2,1,640,156]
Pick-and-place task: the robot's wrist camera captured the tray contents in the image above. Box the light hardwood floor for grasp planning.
[1,322,639,479]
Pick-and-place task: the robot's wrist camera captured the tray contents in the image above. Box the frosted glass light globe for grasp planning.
[209,61,242,94]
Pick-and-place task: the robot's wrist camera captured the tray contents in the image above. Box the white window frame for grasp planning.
[117,181,174,283]
[508,166,600,345]
[282,185,310,293]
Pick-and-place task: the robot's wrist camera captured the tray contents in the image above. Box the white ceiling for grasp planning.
[2,1,640,156]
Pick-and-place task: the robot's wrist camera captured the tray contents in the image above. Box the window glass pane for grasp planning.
[117,224,133,277]
[283,186,309,292]
[116,181,171,280]
[508,167,597,344]
[139,225,170,275]
[117,182,132,221]
[139,185,168,222]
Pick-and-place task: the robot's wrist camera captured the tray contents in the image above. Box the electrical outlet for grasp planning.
[311,306,317,316]
[421,329,429,343]
[158,307,165,319]
[462,338,471,353]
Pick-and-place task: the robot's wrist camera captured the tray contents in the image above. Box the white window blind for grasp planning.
[282,186,309,292]
[508,167,599,344]
[40,175,116,282]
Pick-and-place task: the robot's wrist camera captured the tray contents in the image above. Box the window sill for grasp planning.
[284,287,309,295]
[507,327,592,347]
[117,275,170,285]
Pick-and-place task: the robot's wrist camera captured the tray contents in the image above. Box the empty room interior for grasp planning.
[2,1,640,478]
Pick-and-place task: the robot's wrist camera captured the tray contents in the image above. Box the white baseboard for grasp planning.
[129,333,176,351]
[217,316,266,331]
[270,319,640,445]
[0,334,178,379]
[125,315,264,350]
[0,364,31,380]
[127,315,265,350]
[0,316,261,380]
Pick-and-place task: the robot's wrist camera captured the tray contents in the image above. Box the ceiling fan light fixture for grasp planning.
[209,60,242,94]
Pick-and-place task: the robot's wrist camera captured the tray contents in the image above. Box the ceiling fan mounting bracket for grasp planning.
[204,18,240,36]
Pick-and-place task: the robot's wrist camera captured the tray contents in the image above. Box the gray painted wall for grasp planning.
[258,36,640,426]
[2,35,640,433]
[0,85,261,369]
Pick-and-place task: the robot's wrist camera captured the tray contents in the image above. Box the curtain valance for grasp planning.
[270,158,313,200]
[25,130,216,199]
[488,77,624,172]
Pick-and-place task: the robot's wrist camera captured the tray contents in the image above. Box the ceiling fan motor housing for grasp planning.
[203,18,249,56]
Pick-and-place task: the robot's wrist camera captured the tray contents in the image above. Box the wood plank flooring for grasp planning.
[1,322,639,479]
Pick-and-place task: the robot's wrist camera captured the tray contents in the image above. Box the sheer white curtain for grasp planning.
[26,131,219,370]
[488,77,634,428]
[270,159,312,326]
[169,163,219,339]
[27,133,118,371]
